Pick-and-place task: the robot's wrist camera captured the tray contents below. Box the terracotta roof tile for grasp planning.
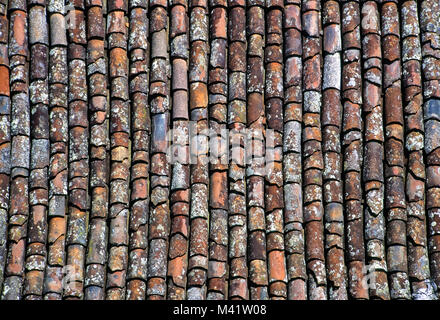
[362,0,389,300]
[0,5,9,300]
[2,0,29,300]
[421,0,440,299]
[1,0,440,301]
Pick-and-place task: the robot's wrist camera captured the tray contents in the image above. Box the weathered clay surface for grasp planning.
[84,0,108,301]
[361,0,389,300]
[228,0,248,300]
[0,0,439,301]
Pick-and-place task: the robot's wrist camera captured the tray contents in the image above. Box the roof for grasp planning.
[0,0,439,300]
